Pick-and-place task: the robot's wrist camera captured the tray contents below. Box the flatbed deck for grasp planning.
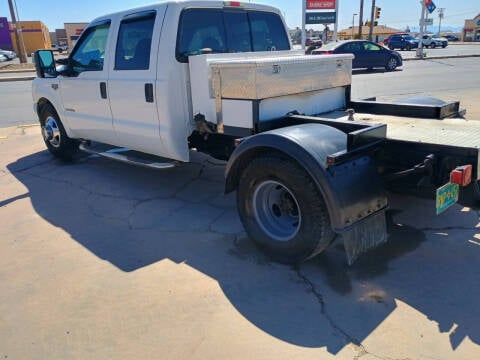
[322,111,480,150]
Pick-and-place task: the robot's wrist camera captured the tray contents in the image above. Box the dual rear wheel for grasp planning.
[237,154,334,264]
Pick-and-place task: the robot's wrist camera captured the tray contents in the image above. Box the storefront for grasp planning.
[9,21,51,55]
[463,14,480,42]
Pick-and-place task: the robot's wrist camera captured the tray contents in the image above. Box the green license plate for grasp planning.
[436,182,459,215]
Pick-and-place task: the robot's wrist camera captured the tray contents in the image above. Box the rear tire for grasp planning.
[430,43,436,48]
[405,44,411,51]
[237,153,334,264]
[39,104,79,161]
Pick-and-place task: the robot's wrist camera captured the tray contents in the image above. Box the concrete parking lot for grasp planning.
[1,123,480,359]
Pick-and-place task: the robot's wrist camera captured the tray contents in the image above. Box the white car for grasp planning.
[419,35,448,48]
[0,54,7,62]
[0,48,17,60]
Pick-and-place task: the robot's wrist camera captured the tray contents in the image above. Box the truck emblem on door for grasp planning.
[272,64,281,74]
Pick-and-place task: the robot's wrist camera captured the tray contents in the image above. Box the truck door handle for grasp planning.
[100,82,107,99]
[145,83,154,103]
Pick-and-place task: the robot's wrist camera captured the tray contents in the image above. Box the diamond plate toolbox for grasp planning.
[207,53,353,100]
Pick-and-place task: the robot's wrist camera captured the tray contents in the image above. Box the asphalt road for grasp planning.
[351,57,480,120]
[1,57,478,129]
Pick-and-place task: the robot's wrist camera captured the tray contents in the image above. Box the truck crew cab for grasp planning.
[33,1,480,265]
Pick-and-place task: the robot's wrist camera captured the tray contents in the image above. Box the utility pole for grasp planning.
[358,0,364,39]
[438,8,444,35]
[302,0,306,50]
[368,0,376,41]
[416,0,426,58]
[7,0,27,63]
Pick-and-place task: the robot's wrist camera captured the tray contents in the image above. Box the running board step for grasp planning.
[79,143,176,170]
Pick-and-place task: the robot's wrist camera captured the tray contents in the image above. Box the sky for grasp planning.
[0,0,478,33]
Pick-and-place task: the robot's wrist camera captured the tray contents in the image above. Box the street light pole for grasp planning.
[352,13,357,39]
[7,0,27,63]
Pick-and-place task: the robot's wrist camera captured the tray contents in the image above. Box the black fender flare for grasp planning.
[225,123,387,232]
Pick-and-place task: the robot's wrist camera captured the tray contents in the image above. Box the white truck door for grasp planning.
[107,8,169,157]
[59,20,115,143]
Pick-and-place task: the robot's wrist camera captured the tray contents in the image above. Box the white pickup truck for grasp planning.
[32,0,479,264]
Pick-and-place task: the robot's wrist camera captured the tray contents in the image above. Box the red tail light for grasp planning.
[450,165,472,187]
[224,1,242,6]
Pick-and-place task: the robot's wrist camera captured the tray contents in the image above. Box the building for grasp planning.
[0,17,13,50]
[9,20,51,54]
[64,23,88,49]
[55,28,68,47]
[463,14,480,42]
[338,25,403,42]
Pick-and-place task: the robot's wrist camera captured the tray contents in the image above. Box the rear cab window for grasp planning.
[176,8,290,62]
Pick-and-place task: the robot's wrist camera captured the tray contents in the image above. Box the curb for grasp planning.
[0,75,35,82]
[0,68,35,73]
[403,54,480,61]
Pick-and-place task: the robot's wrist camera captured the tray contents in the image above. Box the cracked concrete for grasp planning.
[1,125,480,359]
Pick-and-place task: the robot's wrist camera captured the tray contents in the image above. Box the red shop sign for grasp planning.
[307,0,336,9]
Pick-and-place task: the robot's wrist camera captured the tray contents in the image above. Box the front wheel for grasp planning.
[386,57,398,71]
[388,45,394,50]
[405,44,411,51]
[39,104,79,161]
[237,154,334,264]
[430,43,436,48]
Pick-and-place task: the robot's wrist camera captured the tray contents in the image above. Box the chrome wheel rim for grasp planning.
[42,116,61,148]
[252,180,301,242]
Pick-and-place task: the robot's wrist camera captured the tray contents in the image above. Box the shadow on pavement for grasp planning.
[7,151,480,354]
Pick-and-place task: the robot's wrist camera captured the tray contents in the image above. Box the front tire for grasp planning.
[39,104,79,161]
[237,153,334,264]
[386,57,398,71]
[430,43,436,48]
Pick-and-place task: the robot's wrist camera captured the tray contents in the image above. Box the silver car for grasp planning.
[0,49,17,60]
[0,54,8,62]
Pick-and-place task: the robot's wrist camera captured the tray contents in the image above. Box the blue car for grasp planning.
[387,34,419,51]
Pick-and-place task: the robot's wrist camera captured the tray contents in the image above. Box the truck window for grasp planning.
[70,21,110,73]
[176,8,290,63]
[115,11,156,70]
[249,11,290,51]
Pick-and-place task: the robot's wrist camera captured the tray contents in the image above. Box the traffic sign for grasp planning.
[420,18,433,26]
[305,12,336,24]
[425,0,436,14]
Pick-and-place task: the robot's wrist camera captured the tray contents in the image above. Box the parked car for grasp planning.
[0,48,17,60]
[312,40,402,71]
[383,33,409,46]
[419,34,448,48]
[0,54,8,62]
[443,34,459,42]
[51,44,69,53]
[387,34,419,51]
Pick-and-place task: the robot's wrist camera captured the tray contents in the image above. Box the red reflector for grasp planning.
[450,165,472,187]
[224,1,242,6]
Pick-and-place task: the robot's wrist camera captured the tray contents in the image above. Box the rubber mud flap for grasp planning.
[341,210,387,265]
